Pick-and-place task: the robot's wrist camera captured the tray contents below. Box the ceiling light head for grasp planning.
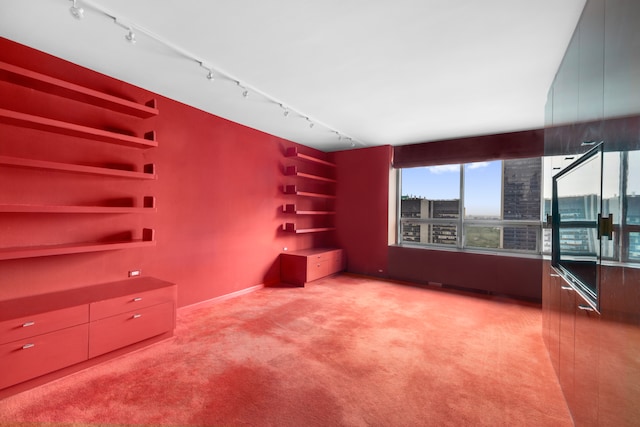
[69,0,84,19]
[281,105,289,117]
[206,70,215,81]
[242,89,249,98]
[125,29,136,44]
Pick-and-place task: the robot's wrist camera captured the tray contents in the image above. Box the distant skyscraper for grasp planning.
[627,195,640,260]
[502,158,541,251]
[401,198,459,244]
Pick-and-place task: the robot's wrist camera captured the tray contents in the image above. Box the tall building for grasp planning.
[401,198,459,245]
[628,195,640,260]
[502,158,541,251]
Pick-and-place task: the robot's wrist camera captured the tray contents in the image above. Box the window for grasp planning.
[399,158,542,253]
[625,151,640,261]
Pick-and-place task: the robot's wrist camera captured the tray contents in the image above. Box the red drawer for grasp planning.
[307,260,331,281]
[0,305,89,345]
[90,286,175,321]
[89,302,175,358]
[0,324,89,390]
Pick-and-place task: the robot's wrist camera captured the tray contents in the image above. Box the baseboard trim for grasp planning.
[178,284,265,314]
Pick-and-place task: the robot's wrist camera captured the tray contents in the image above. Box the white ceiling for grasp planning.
[0,0,586,152]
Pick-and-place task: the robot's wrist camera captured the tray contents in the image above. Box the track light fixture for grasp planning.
[62,3,362,147]
[69,0,84,19]
[125,29,136,44]
[235,81,249,98]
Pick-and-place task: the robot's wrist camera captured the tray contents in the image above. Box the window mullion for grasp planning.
[459,164,464,249]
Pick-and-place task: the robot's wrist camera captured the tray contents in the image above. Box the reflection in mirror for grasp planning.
[553,145,602,304]
[602,152,621,259]
[627,151,640,260]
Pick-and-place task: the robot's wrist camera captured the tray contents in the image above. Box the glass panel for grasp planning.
[464,225,539,251]
[400,222,458,245]
[464,161,501,219]
[627,151,640,225]
[502,158,542,220]
[629,232,640,261]
[400,165,460,219]
[503,226,539,251]
[465,225,500,249]
[601,152,621,260]
[553,146,602,299]
[627,150,640,261]
[401,166,461,245]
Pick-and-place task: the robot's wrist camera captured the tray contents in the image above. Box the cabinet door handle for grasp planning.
[550,274,560,277]
[561,286,573,291]
[22,321,35,327]
[133,297,143,302]
[578,305,595,312]
[132,314,142,319]
[22,343,35,350]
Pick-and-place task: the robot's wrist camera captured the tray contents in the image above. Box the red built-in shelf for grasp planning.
[282,204,335,215]
[0,197,156,214]
[0,61,159,118]
[283,185,336,199]
[284,166,336,183]
[0,229,155,261]
[0,108,157,149]
[282,223,336,234]
[0,156,156,180]
[285,147,335,168]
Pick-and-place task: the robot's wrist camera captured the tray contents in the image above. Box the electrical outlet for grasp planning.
[129,270,141,277]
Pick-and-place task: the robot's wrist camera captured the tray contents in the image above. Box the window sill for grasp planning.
[390,243,543,260]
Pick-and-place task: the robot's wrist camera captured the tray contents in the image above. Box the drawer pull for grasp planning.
[132,314,142,319]
[550,274,560,277]
[578,305,595,312]
[22,343,35,350]
[22,321,35,327]
[561,286,573,291]
[133,297,143,302]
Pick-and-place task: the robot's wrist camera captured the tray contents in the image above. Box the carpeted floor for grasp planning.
[0,274,572,426]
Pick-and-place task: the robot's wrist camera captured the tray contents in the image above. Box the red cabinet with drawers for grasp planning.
[281,248,345,286]
[0,277,176,394]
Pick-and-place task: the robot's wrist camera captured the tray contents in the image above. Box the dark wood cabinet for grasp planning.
[603,0,640,118]
[542,260,561,376]
[544,266,601,426]
[558,283,576,412]
[573,296,600,426]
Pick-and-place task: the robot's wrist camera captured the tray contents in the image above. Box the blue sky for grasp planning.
[401,161,502,217]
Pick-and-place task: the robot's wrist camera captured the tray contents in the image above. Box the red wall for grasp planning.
[335,133,544,301]
[0,38,326,307]
[334,145,392,277]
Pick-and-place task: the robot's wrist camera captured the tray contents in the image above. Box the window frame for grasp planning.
[396,159,543,255]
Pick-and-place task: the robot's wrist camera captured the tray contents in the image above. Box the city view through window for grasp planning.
[400,158,542,252]
[399,151,639,259]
